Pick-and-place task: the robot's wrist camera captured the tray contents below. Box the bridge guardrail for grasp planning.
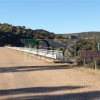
[7,46,63,61]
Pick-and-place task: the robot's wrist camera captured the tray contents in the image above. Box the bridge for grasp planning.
[0,47,100,100]
[7,46,64,62]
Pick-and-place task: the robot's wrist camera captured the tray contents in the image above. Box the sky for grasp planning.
[0,0,100,34]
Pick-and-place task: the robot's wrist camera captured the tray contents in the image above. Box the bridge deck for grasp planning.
[0,47,100,100]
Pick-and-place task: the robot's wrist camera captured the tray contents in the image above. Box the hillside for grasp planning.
[61,31,100,39]
[0,23,65,46]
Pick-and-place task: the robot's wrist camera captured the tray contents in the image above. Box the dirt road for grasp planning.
[0,47,100,100]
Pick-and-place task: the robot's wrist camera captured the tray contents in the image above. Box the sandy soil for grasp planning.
[0,47,100,100]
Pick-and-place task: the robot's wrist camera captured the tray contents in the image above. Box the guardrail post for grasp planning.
[83,58,86,67]
[94,58,97,70]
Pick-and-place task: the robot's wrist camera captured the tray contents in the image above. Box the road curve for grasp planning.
[0,47,100,100]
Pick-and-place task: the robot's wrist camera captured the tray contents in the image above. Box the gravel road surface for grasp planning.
[0,47,100,100]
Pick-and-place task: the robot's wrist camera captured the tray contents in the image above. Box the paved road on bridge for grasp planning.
[0,47,100,100]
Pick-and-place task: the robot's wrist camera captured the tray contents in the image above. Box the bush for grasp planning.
[96,58,100,69]
[86,62,95,69]
[76,56,83,65]
[86,59,100,69]
[57,47,64,52]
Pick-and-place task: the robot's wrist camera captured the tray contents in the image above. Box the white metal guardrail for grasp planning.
[7,46,64,60]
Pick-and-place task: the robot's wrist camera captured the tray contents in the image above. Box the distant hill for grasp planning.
[0,23,65,46]
[61,31,100,40]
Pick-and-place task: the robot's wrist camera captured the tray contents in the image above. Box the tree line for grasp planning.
[0,23,65,46]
